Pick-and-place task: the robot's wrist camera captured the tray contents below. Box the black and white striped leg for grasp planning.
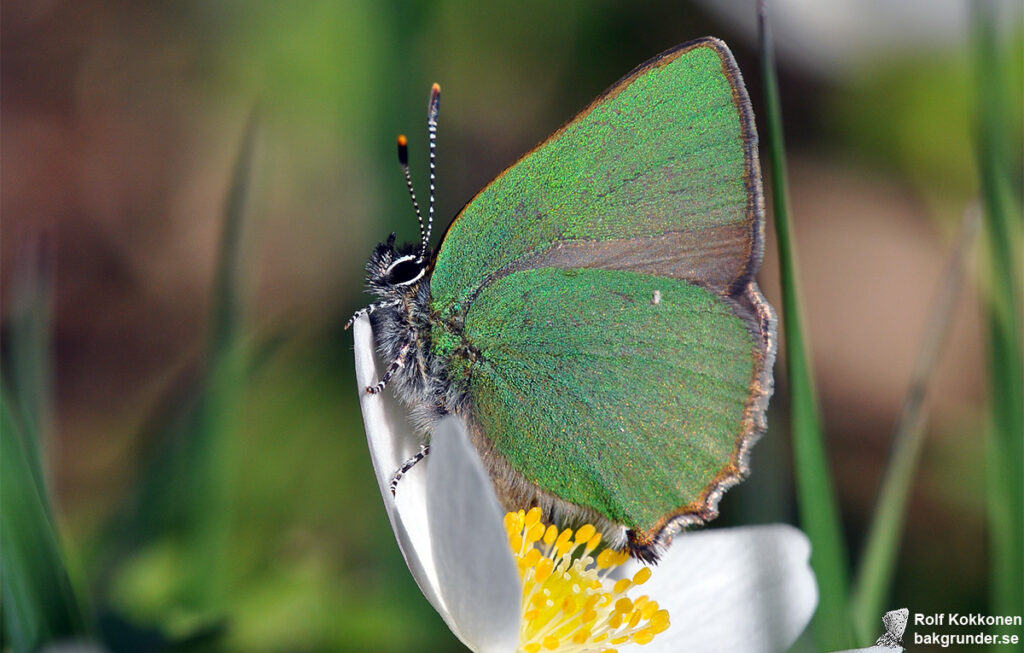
[366,336,413,394]
[345,299,401,330]
[390,443,431,496]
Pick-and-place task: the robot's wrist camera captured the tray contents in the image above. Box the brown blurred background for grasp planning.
[2,1,1021,651]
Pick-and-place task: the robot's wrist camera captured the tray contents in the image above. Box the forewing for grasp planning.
[461,267,771,537]
[430,37,761,317]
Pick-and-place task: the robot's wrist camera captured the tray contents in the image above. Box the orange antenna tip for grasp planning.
[397,134,409,166]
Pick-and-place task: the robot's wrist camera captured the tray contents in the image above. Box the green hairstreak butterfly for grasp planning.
[349,37,775,562]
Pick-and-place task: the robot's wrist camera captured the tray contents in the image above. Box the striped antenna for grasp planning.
[422,83,441,260]
[396,134,426,249]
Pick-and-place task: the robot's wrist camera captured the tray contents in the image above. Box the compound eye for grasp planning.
[386,257,424,286]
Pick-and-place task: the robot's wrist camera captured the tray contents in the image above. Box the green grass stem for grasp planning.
[973,3,1024,638]
[92,114,258,622]
[1,262,93,653]
[1,237,95,651]
[4,239,55,504]
[1,394,91,651]
[757,2,854,649]
[177,109,258,607]
[849,205,981,642]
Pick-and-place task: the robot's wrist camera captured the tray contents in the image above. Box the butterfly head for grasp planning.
[365,233,429,299]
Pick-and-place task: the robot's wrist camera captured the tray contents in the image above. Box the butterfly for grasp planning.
[348,37,775,562]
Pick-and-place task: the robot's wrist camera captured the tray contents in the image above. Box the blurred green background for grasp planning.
[2,1,1022,652]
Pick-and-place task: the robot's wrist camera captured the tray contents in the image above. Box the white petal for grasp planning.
[628,524,817,653]
[425,417,522,653]
[353,315,445,616]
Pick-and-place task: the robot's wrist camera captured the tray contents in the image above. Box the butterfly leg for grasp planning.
[389,443,431,496]
[366,336,413,394]
[345,299,401,330]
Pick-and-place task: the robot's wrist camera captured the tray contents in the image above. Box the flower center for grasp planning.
[504,508,671,653]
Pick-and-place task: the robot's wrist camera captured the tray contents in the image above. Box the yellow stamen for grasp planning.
[632,567,652,585]
[505,509,671,652]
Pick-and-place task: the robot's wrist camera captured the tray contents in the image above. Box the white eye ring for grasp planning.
[384,254,419,273]
[385,254,426,286]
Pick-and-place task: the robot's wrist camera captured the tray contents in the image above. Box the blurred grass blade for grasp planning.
[849,205,981,642]
[3,236,55,502]
[757,2,854,649]
[94,113,258,618]
[1,234,94,650]
[209,108,258,357]
[170,111,259,608]
[973,2,1024,634]
[1,388,92,651]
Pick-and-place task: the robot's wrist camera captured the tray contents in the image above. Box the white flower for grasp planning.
[353,315,818,653]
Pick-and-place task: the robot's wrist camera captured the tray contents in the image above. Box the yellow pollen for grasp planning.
[505,511,671,653]
[544,524,559,546]
[575,524,596,543]
[596,549,617,568]
[632,628,654,645]
[632,567,652,585]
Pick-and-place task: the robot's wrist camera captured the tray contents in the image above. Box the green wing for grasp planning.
[459,267,768,537]
[428,38,774,542]
[430,38,762,313]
